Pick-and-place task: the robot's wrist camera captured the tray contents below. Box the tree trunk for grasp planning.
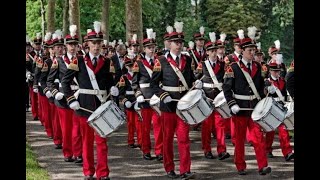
[69,0,82,42]
[46,0,55,33]
[101,0,111,41]
[63,0,69,36]
[40,0,46,38]
[126,0,143,48]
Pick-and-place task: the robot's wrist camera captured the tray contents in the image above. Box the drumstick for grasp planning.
[239,108,254,111]
[79,107,94,113]
[144,98,189,102]
[27,53,35,61]
[188,76,205,92]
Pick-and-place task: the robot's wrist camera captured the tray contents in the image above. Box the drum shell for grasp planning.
[283,101,294,130]
[87,100,126,137]
[213,91,232,119]
[177,90,214,125]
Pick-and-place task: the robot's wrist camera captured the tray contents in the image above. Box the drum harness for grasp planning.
[162,60,189,93]
[204,60,223,90]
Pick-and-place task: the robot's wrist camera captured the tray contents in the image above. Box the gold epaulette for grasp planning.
[36,57,43,68]
[119,76,126,87]
[51,59,58,69]
[133,61,139,73]
[196,62,202,73]
[68,57,79,71]
[41,62,48,72]
[288,66,294,73]
[153,59,161,72]
[223,65,234,78]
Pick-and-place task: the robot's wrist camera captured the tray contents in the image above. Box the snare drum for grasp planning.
[87,100,126,137]
[283,101,294,130]
[149,94,161,116]
[213,91,232,119]
[134,102,143,121]
[251,97,286,132]
[176,89,214,125]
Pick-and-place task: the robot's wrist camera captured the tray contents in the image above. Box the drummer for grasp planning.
[61,21,118,180]
[131,28,163,161]
[195,31,230,160]
[264,62,294,161]
[150,21,196,179]
[222,34,272,175]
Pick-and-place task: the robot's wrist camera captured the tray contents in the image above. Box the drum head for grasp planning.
[213,91,226,107]
[150,94,160,106]
[88,100,112,121]
[177,89,202,110]
[251,97,273,120]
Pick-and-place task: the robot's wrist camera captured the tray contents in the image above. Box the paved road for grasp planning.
[26,111,294,180]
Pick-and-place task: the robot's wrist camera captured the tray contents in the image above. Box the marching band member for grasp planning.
[195,31,230,160]
[132,28,163,161]
[119,50,142,148]
[285,60,294,100]
[222,27,271,175]
[268,40,287,78]
[61,21,117,180]
[128,34,140,56]
[264,62,294,161]
[150,22,196,179]
[26,35,35,113]
[190,26,206,70]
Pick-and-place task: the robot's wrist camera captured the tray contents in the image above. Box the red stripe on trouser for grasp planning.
[232,116,268,171]
[78,116,109,178]
[265,124,292,157]
[230,118,236,144]
[162,112,191,175]
[141,108,153,154]
[50,103,62,145]
[29,87,39,119]
[152,111,163,156]
[246,128,252,143]
[72,113,82,157]
[40,95,52,137]
[57,107,74,158]
[37,94,44,124]
[135,112,142,146]
[126,109,136,145]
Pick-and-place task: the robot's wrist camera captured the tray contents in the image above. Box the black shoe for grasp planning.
[156,154,163,161]
[167,170,179,178]
[143,153,152,160]
[33,117,39,120]
[55,144,62,149]
[128,144,138,148]
[64,156,75,162]
[218,152,230,160]
[99,177,110,180]
[267,152,274,158]
[225,134,231,139]
[74,156,83,163]
[204,151,215,159]
[84,175,94,180]
[259,166,271,175]
[180,172,196,179]
[285,152,294,161]
[238,170,247,175]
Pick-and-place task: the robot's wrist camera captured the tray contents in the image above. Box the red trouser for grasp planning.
[230,118,236,145]
[50,103,62,145]
[265,124,293,157]
[202,111,227,154]
[224,117,231,136]
[232,116,268,171]
[72,113,82,157]
[162,112,191,175]
[126,109,142,145]
[57,107,74,158]
[78,116,109,179]
[29,87,39,119]
[246,128,252,143]
[37,94,44,125]
[141,108,163,156]
[39,95,52,137]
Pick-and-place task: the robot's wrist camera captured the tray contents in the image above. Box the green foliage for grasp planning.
[26,143,49,180]
[54,0,64,31]
[26,0,42,39]
[109,0,126,41]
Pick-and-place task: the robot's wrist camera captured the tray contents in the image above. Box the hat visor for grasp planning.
[66,40,79,44]
[87,38,103,41]
[169,38,185,42]
[270,68,281,71]
[143,42,157,47]
[206,46,218,51]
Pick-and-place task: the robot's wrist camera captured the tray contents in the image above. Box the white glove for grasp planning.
[27,74,32,79]
[110,86,119,96]
[55,92,64,100]
[194,80,203,89]
[163,96,172,103]
[137,95,145,103]
[33,88,38,93]
[69,101,80,110]
[267,86,276,94]
[45,91,53,98]
[125,101,132,108]
[231,104,240,114]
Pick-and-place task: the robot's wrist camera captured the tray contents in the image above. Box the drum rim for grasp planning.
[177,90,204,110]
[87,101,112,121]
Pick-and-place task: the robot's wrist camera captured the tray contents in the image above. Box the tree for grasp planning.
[126,0,143,45]
[69,0,82,42]
[26,0,42,38]
[63,0,69,36]
[47,0,55,33]
[39,0,46,38]
[101,0,111,41]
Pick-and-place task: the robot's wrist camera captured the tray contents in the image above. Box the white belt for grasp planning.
[233,94,257,100]
[203,83,223,88]
[162,86,187,92]
[78,89,107,95]
[54,79,60,83]
[59,83,79,90]
[140,83,150,88]
[126,91,134,95]
[273,97,280,101]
